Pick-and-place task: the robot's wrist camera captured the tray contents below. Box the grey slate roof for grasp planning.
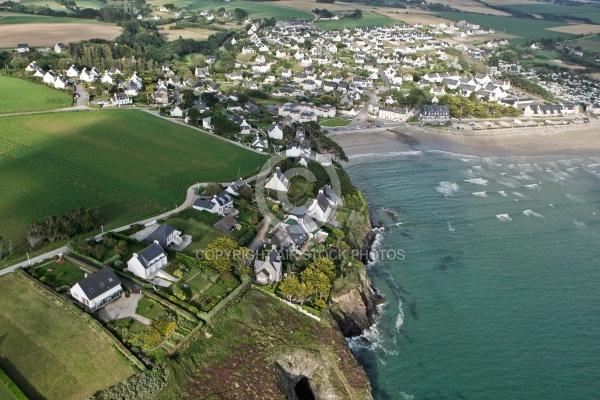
[143,225,177,247]
[136,242,166,269]
[76,267,121,300]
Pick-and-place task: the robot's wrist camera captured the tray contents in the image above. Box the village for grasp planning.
[13,15,600,150]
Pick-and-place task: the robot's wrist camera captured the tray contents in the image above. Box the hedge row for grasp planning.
[103,254,121,266]
[113,270,154,290]
[14,269,146,372]
[143,291,199,323]
[0,367,28,400]
[203,276,251,323]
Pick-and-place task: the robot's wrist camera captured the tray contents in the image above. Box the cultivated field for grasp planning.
[0,22,122,47]
[316,12,400,31]
[437,11,577,40]
[0,273,136,399]
[0,76,72,112]
[548,24,600,35]
[376,9,450,25]
[0,110,266,251]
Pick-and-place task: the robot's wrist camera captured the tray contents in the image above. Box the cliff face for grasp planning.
[330,269,385,338]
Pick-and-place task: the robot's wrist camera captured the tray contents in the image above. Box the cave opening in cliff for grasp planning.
[294,377,316,400]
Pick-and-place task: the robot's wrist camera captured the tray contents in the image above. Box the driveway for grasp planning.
[97,293,151,325]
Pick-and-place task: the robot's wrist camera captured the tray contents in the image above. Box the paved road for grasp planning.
[74,84,89,108]
[249,215,272,251]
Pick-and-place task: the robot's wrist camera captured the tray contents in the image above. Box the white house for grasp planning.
[66,65,79,78]
[43,70,57,85]
[53,76,68,90]
[112,93,132,105]
[267,123,284,140]
[254,245,282,285]
[70,267,123,311]
[193,192,234,216]
[16,43,29,53]
[79,68,96,83]
[54,42,67,54]
[265,167,290,192]
[127,242,168,280]
[307,189,335,223]
[142,224,182,247]
[170,105,184,117]
[101,71,114,84]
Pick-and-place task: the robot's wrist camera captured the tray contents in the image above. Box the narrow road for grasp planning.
[249,215,272,251]
[74,83,89,108]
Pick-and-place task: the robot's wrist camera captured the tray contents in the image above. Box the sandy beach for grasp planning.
[332,119,600,159]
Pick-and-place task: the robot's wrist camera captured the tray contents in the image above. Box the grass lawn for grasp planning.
[167,217,224,255]
[316,12,399,31]
[0,273,136,400]
[436,12,577,41]
[184,272,211,293]
[320,117,350,127]
[0,76,72,112]
[136,297,165,320]
[0,110,265,256]
[30,258,85,289]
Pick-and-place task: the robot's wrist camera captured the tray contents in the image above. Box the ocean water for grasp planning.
[345,151,600,400]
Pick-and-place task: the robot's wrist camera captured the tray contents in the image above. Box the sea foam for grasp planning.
[464,178,488,185]
[473,191,487,198]
[496,214,511,221]
[395,300,405,332]
[523,210,543,218]
[498,191,507,197]
[436,181,459,196]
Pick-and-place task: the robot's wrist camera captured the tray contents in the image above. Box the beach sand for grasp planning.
[332,119,600,159]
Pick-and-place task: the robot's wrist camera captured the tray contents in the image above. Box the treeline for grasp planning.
[503,74,555,101]
[383,87,429,110]
[26,207,102,248]
[278,258,337,310]
[437,94,522,119]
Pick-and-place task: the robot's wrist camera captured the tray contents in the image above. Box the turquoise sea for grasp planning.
[346,151,600,400]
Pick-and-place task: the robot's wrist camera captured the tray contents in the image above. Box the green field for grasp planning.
[0,15,107,24]
[572,35,600,52]
[0,76,72,112]
[315,12,399,31]
[0,273,136,399]
[503,3,600,25]
[148,0,312,20]
[0,110,266,253]
[437,11,577,41]
[320,117,350,127]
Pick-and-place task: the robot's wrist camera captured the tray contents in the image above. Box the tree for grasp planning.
[153,315,176,337]
[10,57,28,70]
[233,8,248,20]
[278,275,309,304]
[204,237,240,273]
[238,185,254,201]
[116,240,128,256]
[0,236,4,260]
[203,182,222,196]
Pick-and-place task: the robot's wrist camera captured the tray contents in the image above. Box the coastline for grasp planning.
[332,119,600,159]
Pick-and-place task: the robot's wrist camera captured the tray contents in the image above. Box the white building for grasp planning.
[127,242,168,280]
[267,123,284,140]
[254,245,282,285]
[70,267,123,311]
[265,167,290,192]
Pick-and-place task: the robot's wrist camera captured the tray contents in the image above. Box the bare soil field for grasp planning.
[0,23,121,47]
[547,24,600,35]
[159,24,217,41]
[427,0,512,16]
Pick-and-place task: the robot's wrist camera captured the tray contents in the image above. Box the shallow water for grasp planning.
[346,151,600,400]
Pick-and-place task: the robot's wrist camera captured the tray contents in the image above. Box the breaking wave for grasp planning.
[523,210,543,218]
[473,191,487,197]
[496,214,512,221]
[436,181,459,196]
[464,178,488,185]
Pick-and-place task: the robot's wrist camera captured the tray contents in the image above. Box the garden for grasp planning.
[29,257,85,292]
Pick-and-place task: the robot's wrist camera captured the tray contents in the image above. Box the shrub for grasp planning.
[103,254,121,266]
[91,364,168,400]
[114,260,124,269]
